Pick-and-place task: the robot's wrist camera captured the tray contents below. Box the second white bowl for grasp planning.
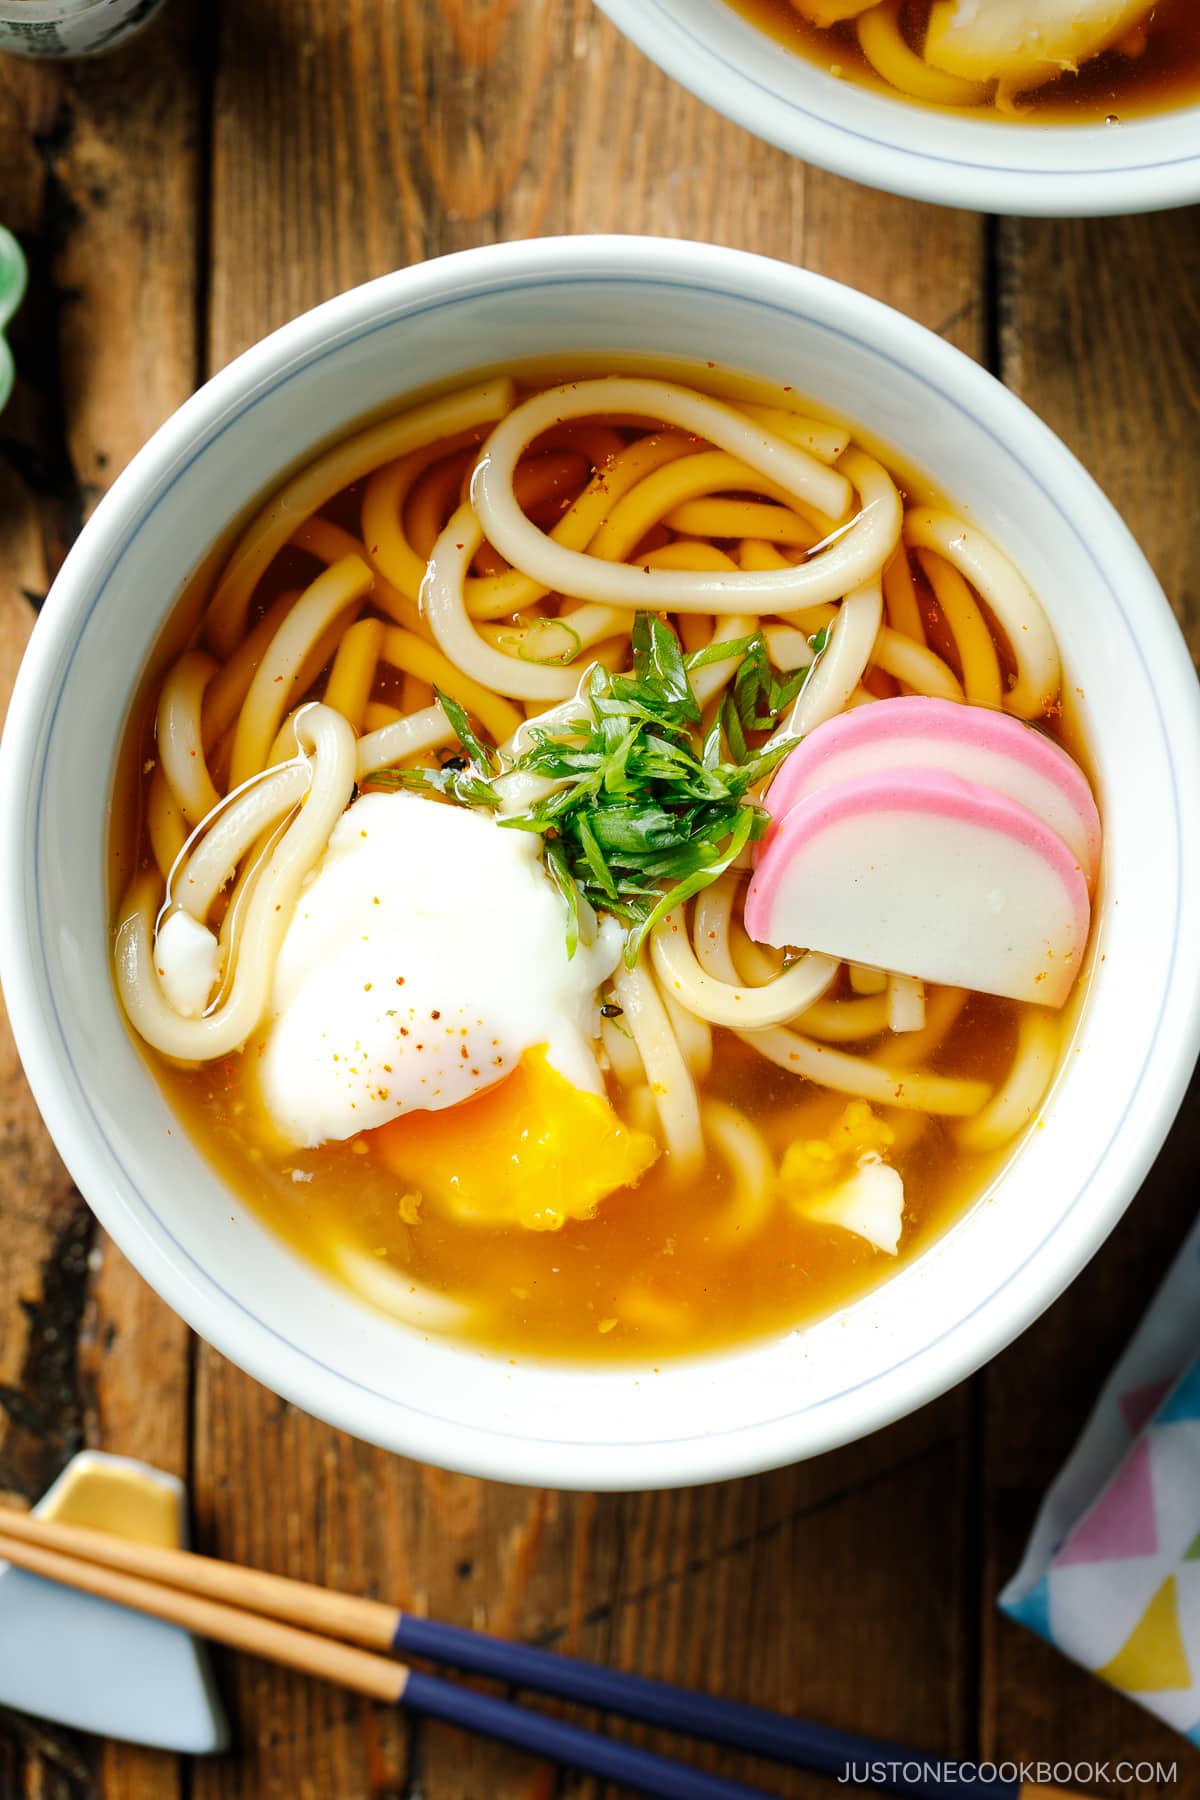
[596,0,1200,216]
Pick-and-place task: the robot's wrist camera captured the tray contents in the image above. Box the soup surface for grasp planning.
[111,360,1096,1363]
[728,0,1200,123]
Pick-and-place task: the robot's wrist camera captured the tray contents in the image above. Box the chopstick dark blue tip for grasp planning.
[401,1668,781,1800]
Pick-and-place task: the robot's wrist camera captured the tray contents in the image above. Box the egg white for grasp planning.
[249,791,621,1149]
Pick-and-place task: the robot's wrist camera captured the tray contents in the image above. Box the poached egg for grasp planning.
[252,790,622,1149]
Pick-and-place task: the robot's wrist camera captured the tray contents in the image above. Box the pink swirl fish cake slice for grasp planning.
[763,695,1100,889]
[745,768,1091,1008]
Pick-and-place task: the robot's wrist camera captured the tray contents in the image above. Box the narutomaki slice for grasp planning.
[745,767,1091,1007]
[762,695,1100,887]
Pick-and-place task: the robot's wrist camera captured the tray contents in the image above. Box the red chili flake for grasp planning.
[431,1009,441,1020]
[395,976,405,985]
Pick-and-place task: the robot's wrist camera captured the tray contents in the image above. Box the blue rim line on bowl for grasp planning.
[3,240,1199,1487]
[596,0,1200,217]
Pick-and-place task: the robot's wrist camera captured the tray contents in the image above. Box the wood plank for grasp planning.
[982,210,1200,1798]
[198,7,984,1799]
[0,7,204,1796]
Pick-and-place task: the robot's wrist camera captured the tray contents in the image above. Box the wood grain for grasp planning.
[0,6,204,1797]
[196,6,984,1800]
[980,208,1200,1800]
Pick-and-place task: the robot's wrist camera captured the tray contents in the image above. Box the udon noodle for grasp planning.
[110,364,1094,1360]
[730,0,1200,123]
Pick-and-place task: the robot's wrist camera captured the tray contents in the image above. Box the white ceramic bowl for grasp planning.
[2,237,1198,1490]
[596,0,1200,216]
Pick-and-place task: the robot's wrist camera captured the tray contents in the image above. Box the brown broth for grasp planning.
[111,367,1089,1365]
[728,0,1200,123]
[151,988,1024,1362]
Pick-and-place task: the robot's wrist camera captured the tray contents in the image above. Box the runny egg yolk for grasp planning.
[369,1046,659,1231]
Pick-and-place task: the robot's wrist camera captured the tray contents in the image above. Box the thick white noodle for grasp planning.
[356,702,457,781]
[887,973,926,1034]
[688,616,757,707]
[115,705,357,1060]
[334,1245,472,1332]
[472,384,902,613]
[156,650,220,826]
[762,625,817,673]
[206,377,515,656]
[493,686,594,816]
[610,960,704,1179]
[170,761,309,920]
[850,962,889,995]
[661,987,714,1081]
[728,927,909,1043]
[702,1099,776,1246]
[481,603,627,663]
[229,553,372,786]
[651,909,838,1029]
[879,985,970,1071]
[784,573,883,740]
[692,878,990,1116]
[903,508,1060,717]
[872,625,963,701]
[955,1009,1060,1152]
[422,505,587,701]
[736,1024,989,1116]
[601,1013,646,1087]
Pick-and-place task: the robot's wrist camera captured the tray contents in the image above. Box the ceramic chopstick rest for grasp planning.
[0,1451,228,1752]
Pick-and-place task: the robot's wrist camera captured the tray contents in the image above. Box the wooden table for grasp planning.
[0,6,1197,1797]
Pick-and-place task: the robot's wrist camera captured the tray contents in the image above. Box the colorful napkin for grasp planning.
[1001,1217,1200,1741]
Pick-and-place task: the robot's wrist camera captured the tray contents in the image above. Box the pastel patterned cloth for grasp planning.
[1001,1217,1200,1742]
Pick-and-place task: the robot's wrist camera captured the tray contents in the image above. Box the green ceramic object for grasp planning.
[0,227,27,417]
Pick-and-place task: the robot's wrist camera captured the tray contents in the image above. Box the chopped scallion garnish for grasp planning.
[366,614,825,965]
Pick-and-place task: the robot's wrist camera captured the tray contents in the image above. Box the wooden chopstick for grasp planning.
[0,1507,1085,1800]
[0,1530,404,1700]
[0,1528,775,1800]
[0,1505,397,1648]
[0,1504,814,1767]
